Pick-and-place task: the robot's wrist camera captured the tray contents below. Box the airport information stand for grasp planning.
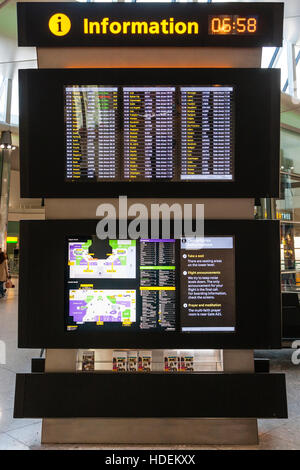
[14,2,287,445]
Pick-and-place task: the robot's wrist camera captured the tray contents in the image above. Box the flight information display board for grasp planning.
[123,87,175,181]
[180,87,233,181]
[65,86,119,180]
[19,68,280,198]
[65,236,235,334]
[64,84,234,182]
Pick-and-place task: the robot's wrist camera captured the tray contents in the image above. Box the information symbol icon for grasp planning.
[48,13,71,36]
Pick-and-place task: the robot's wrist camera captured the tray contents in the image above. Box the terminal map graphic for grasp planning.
[69,289,136,325]
[68,239,136,279]
[66,237,177,331]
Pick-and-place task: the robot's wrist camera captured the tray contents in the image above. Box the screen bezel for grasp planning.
[19,219,281,349]
[19,68,280,198]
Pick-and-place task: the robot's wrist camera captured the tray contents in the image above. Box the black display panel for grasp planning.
[17,2,283,48]
[19,220,281,349]
[209,15,258,36]
[65,84,234,182]
[14,372,288,419]
[19,68,280,198]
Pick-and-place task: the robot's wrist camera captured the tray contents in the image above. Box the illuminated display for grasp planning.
[181,87,234,181]
[180,237,235,333]
[66,237,177,332]
[6,237,18,244]
[65,86,119,180]
[209,15,258,35]
[83,18,199,36]
[123,87,175,180]
[65,85,234,183]
[66,236,236,334]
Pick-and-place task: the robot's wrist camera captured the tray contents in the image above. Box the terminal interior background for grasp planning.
[1,0,300,450]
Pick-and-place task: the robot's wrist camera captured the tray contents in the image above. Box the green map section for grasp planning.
[109,240,136,249]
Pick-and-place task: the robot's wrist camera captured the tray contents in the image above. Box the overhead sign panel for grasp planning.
[19,68,280,198]
[17,2,283,48]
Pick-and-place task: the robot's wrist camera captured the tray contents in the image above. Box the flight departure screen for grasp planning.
[66,236,235,334]
[66,237,176,332]
[124,87,175,180]
[65,85,234,182]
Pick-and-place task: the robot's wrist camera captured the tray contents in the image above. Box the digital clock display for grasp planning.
[209,15,258,35]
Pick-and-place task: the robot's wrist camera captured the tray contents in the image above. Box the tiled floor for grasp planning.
[0,281,300,450]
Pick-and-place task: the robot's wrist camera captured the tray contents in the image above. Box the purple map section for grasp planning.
[104,258,121,265]
[69,298,132,324]
[101,313,122,322]
[117,300,131,308]
[69,300,87,323]
[69,244,89,266]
